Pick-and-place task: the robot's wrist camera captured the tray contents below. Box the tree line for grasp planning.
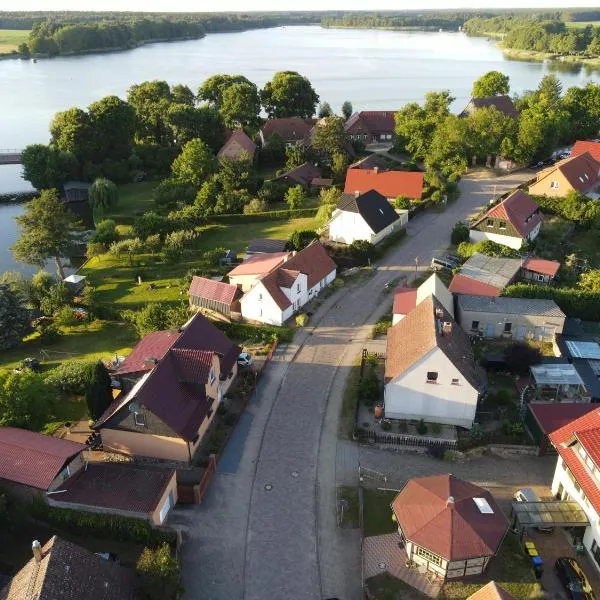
[463,16,600,55]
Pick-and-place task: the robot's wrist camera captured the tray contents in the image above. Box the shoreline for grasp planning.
[499,44,600,69]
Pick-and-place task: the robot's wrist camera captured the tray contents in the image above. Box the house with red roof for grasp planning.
[240,241,336,326]
[571,140,600,164]
[529,152,600,198]
[259,117,314,147]
[391,474,508,579]
[521,257,561,285]
[549,408,600,568]
[228,251,291,292]
[344,168,424,201]
[392,273,453,325]
[188,276,242,316]
[469,190,542,250]
[217,128,256,162]
[96,312,240,462]
[344,111,396,145]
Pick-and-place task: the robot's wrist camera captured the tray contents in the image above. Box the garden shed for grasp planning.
[188,276,241,316]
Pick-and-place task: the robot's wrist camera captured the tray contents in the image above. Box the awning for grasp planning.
[511,500,589,528]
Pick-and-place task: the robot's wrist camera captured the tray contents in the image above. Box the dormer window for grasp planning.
[498,221,506,230]
[486,219,494,228]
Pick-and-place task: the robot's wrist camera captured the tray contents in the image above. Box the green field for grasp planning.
[0,29,29,53]
[566,20,600,28]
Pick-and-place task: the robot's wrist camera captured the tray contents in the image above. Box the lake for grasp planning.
[0,25,599,272]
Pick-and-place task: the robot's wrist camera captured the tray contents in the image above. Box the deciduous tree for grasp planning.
[472,71,510,97]
[0,284,32,350]
[285,185,306,210]
[0,370,51,431]
[50,107,93,161]
[127,80,172,145]
[261,71,319,118]
[21,144,79,190]
[88,95,136,161]
[171,139,216,187]
[89,177,118,217]
[341,100,353,120]
[220,81,261,129]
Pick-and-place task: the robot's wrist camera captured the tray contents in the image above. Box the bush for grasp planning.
[153,178,195,209]
[206,207,318,224]
[91,219,118,246]
[216,321,294,343]
[295,313,308,327]
[0,370,53,431]
[451,221,470,245]
[45,360,97,395]
[136,543,182,600]
[430,422,442,434]
[394,196,411,210]
[243,198,269,215]
[359,366,381,406]
[416,419,428,435]
[349,240,376,263]
[288,229,318,251]
[54,305,77,327]
[29,501,177,546]
[504,342,542,376]
[380,419,391,431]
[372,317,392,338]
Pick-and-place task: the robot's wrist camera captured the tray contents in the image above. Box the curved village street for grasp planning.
[174,169,535,600]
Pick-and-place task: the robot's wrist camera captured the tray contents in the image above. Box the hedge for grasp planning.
[502,283,600,321]
[30,501,177,546]
[207,207,318,224]
[215,321,295,343]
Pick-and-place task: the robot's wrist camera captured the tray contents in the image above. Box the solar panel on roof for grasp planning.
[566,340,600,359]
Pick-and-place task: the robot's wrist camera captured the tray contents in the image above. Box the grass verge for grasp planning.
[338,355,361,439]
[336,485,360,529]
[363,488,398,537]
[366,573,429,600]
[0,29,29,53]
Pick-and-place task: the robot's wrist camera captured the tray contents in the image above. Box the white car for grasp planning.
[237,352,253,367]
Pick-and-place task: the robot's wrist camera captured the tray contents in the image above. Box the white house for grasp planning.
[385,295,482,429]
[392,273,454,325]
[549,409,600,572]
[328,190,406,245]
[240,241,336,326]
[469,190,542,250]
[227,251,290,292]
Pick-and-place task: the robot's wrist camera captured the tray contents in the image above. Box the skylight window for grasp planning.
[473,497,494,514]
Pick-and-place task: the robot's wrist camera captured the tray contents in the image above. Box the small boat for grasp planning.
[32,58,37,63]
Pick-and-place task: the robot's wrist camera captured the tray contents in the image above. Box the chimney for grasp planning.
[354,190,360,198]
[446,496,455,508]
[32,540,42,563]
[443,321,453,335]
[373,166,379,173]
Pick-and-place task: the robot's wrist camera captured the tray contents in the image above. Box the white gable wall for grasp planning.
[384,347,478,428]
[469,229,524,250]
[417,275,454,318]
[329,210,375,244]
[241,281,287,326]
[281,273,308,310]
[308,268,337,299]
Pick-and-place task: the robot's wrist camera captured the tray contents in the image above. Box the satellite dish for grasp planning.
[128,402,140,413]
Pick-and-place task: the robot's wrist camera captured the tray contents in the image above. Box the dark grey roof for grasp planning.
[247,238,287,254]
[337,190,399,234]
[461,95,519,119]
[458,295,566,318]
[459,253,522,290]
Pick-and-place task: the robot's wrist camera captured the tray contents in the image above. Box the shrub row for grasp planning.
[30,501,177,546]
[206,207,318,224]
[502,283,600,321]
[216,321,295,344]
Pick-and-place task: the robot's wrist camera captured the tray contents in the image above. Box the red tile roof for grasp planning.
[392,474,508,561]
[449,274,501,297]
[522,258,560,278]
[284,240,336,289]
[471,190,542,239]
[468,581,517,600]
[536,152,600,193]
[550,409,600,513]
[115,330,179,376]
[0,427,84,490]
[188,276,240,306]
[228,252,290,277]
[217,128,256,160]
[344,111,396,134]
[260,270,294,311]
[529,403,596,435]
[392,287,418,316]
[54,463,175,516]
[572,140,600,163]
[261,117,313,142]
[344,169,424,200]
[170,348,214,384]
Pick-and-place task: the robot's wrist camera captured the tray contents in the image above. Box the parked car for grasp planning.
[431,255,460,271]
[445,253,463,264]
[528,160,544,170]
[554,557,595,600]
[558,151,571,159]
[514,487,554,533]
[237,352,253,367]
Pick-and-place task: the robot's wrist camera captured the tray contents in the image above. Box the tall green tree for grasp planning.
[261,71,319,118]
[197,74,253,108]
[12,189,82,280]
[311,116,348,160]
[127,80,172,145]
[0,284,32,350]
[88,95,136,161]
[318,102,333,118]
[89,177,119,218]
[171,139,217,187]
[341,100,353,120]
[170,84,195,107]
[285,185,306,210]
[86,361,113,421]
[49,107,93,161]
[0,370,51,431]
[563,83,600,141]
[285,144,307,169]
[466,106,517,162]
[165,104,226,150]
[21,144,79,190]
[220,81,261,129]
[136,544,182,600]
[472,71,510,97]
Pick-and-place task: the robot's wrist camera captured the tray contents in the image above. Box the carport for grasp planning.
[510,500,589,538]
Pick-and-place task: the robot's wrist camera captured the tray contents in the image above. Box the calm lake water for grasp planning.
[0,25,599,272]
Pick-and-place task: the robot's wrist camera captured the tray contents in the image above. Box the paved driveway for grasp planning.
[174,169,534,600]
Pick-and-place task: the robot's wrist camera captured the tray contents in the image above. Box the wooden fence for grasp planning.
[361,429,457,450]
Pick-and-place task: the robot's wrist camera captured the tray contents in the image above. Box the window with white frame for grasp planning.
[550,181,559,189]
[417,547,442,566]
[134,411,146,427]
[209,367,216,385]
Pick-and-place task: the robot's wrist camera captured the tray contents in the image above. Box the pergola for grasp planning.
[530,364,588,402]
[510,500,589,537]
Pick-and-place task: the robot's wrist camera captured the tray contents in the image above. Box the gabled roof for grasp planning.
[449,274,501,297]
[283,240,336,289]
[114,330,179,376]
[452,253,521,294]
[391,474,508,561]
[392,287,418,316]
[530,402,596,437]
[217,128,256,160]
[385,295,481,390]
[348,154,389,170]
[188,276,240,306]
[228,252,290,277]
[247,238,287,254]
[344,168,424,200]
[468,581,517,600]
[261,117,313,142]
[53,463,175,516]
[571,140,600,163]
[457,295,565,318]
[550,409,600,513]
[0,427,84,490]
[470,190,541,239]
[534,152,600,193]
[461,95,519,119]
[522,257,560,277]
[274,162,322,186]
[337,190,399,234]
[0,536,137,600]
[344,111,396,133]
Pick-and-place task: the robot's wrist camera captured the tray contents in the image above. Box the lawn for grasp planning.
[363,488,399,537]
[0,29,29,54]
[106,181,160,224]
[566,20,600,28]
[337,485,360,528]
[440,533,541,600]
[82,217,317,309]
